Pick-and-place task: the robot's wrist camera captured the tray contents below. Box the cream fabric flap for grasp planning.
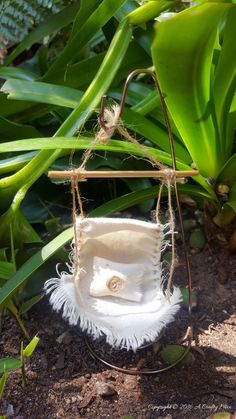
[45,217,182,351]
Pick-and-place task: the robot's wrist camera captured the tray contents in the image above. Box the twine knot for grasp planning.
[96,104,121,144]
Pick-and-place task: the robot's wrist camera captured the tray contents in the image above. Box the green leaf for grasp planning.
[44,0,127,79]
[226,200,236,212]
[23,336,39,357]
[1,80,83,108]
[152,4,231,178]
[0,261,15,280]
[180,287,198,310]
[216,153,236,187]
[0,116,42,141]
[0,371,7,399]
[69,0,103,40]
[0,208,41,247]
[160,344,193,367]
[0,152,38,175]
[121,107,191,163]
[0,137,216,199]
[5,2,81,65]
[0,227,73,307]
[6,299,30,339]
[128,0,178,26]
[89,184,214,217]
[48,40,151,88]
[213,6,236,157]
[0,67,36,81]
[0,358,22,373]
[19,294,44,316]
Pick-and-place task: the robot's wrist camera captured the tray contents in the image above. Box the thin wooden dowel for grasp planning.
[48,169,199,179]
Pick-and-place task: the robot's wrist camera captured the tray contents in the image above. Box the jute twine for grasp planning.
[71,103,177,298]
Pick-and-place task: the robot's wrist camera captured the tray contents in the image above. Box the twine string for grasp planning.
[71,176,79,281]
[71,97,177,298]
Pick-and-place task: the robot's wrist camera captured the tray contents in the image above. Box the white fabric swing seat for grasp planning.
[45,217,182,351]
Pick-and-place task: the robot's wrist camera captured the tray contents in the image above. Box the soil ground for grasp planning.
[0,241,236,419]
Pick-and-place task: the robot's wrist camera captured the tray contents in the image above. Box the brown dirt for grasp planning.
[0,244,236,419]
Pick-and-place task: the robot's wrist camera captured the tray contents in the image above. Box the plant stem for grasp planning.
[20,343,27,388]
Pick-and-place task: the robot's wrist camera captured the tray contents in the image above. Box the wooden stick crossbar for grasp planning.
[48,169,199,179]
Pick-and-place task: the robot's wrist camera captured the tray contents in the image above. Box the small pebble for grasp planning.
[95,382,117,397]
[6,404,14,417]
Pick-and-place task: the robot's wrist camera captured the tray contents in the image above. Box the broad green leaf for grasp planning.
[0,116,42,141]
[19,294,44,315]
[152,4,231,178]
[1,80,83,108]
[0,371,7,399]
[23,336,39,357]
[0,67,36,81]
[5,2,81,65]
[0,358,21,373]
[43,0,127,80]
[213,6,236,157]
[0,261,15,280]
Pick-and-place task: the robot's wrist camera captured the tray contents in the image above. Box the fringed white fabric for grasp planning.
[44,217,182,351]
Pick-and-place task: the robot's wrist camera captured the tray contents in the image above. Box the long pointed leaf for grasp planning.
[43,0,127,80]
[1,80,83,108]
[152,4,231,178]
[0,20,132,211]
[0,137,217,200]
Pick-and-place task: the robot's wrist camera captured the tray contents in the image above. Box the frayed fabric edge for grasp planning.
[44,273,182,352]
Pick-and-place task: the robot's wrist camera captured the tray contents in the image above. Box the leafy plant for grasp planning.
[0,1,235,323]
[0,335,39,399]
[151,3,236,227]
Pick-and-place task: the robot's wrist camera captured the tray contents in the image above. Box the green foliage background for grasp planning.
[0,0,235,334]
